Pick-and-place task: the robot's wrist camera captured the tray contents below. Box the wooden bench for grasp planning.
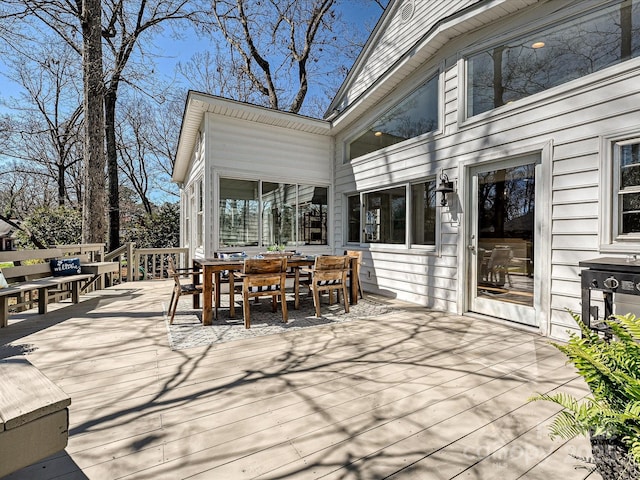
[80,261,120,290]
[0,357,71,477]
[0,248,94,327]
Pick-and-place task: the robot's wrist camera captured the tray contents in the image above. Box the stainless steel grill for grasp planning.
[580,256,640,335]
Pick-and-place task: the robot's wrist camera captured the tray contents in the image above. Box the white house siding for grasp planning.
[345,0,478,104]
[204,112,332,257]
[333,1,640,340]
[181,124,206,259]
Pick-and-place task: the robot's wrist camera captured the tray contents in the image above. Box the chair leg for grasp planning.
[281,291,288,323]
[271,294,277,312]
[170,293,179,324]
[342,284,350,314]
[243,290,251,329]
[168,291,175,316]
[312,287,321,317]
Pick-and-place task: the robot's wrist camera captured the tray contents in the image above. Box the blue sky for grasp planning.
[0,2,388,110]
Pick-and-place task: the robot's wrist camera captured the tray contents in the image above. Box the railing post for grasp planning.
[127,242,135,282]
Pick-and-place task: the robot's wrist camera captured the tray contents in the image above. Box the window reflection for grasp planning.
[618,142,640,234]
[298,185,328,245]
[219,178,327,248]
[364,187,406,244]
[411,181,437,245]
[347,195,361,243]
[219,179,259,247]
[262,183,295,247]
[468,0,640,117]
[349,74,439,160]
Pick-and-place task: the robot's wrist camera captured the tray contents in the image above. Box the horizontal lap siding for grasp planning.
[336,56,640,337]
[334,62,461,311]
[208,113,331,184]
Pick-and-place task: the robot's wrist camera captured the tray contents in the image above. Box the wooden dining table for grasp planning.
[192,255,359,326]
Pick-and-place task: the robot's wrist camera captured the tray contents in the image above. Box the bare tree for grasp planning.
[177,48,258,103]
[80,0,107,244]
[206,0,344,113]
[116,96,155,215]
[1,40,84,207]
[101,0,203,249]
[2,0,203,248]
[1,0,108,243]
[187,0,387,115]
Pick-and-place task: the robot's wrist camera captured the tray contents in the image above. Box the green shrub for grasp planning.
[531,312,640,464]
[15,205,82,249]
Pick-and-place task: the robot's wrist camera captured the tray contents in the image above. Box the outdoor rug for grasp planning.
[164,294,391,350]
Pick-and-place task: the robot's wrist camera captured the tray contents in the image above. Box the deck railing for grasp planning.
[52,243,189,282]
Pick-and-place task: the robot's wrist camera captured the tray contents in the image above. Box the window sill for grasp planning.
[599,241,640,254]
[362,244,438,256]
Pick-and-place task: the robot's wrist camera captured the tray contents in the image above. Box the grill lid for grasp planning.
[579,256,640,273]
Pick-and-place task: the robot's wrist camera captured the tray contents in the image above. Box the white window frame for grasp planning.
[217,176,330,250]
[346,179,439,252]
[196,178,204,248]
[344,68,442,163]
[600,130,640,251]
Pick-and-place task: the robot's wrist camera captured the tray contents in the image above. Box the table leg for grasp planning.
[203,266,212,326]
[214,272,221,320]
[350,257,358,305]
[229,273,235,318]
[193,262,201,309]
[294,267,300,310]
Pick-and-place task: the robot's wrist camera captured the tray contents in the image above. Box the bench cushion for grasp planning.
[50,258,82,276]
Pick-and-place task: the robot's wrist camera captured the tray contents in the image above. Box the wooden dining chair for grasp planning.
[344,250,364,300]
[233,257,288,329]
[167,256,203,324]
[309,255,350,317]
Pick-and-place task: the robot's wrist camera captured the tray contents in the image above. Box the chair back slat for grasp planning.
[243,257,287,275]
[314,255,349,273]
[237,257,288,328]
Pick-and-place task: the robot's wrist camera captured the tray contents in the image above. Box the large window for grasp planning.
[219,178,328,248]
[197,179,204,247]
[615,140,640,236]
[348,179,437,246]
[467,0,640,117]
[364,187,406,244]
[219,179,259,247]
[411,181,437,245]
[348,74,439,160]
[262,182,295,247]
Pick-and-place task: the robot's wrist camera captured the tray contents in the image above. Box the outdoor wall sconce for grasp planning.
[435,171,454,206]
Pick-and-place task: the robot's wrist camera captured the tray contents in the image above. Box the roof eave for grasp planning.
[329,0,540,132]
[172,91,332,185]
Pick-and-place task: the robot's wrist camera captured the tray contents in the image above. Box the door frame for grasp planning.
[457,141,553,335]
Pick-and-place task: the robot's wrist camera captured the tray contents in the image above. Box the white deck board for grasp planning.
[0,280,601,479]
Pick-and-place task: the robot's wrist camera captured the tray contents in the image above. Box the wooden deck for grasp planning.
[0,280,602,479]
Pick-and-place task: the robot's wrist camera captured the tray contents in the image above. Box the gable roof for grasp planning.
[0,219,14,237]
[327,0,541,132]
[172,91,331,184]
